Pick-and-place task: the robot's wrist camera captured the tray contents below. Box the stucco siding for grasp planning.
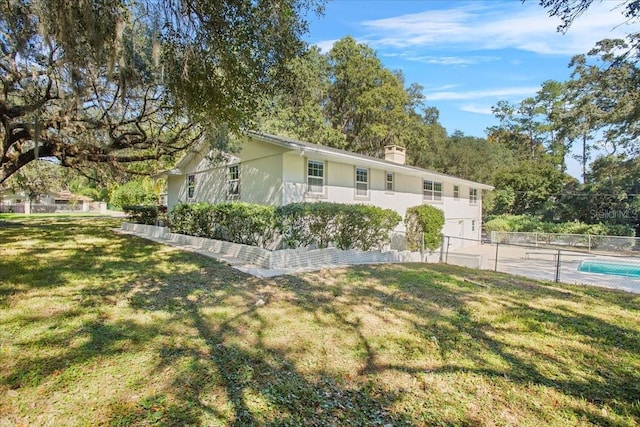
[240,156,283,205]
[167,175,184,209]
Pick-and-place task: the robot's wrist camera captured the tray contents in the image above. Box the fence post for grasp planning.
[554,249,561,283]
[494,242,499,272]
[439,234,444,263]
[588,234,591,253]
[445,236,451,263]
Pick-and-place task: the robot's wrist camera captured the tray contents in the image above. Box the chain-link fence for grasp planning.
[440,233,640,293]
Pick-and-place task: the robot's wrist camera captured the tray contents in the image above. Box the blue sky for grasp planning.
[304,0,637,177]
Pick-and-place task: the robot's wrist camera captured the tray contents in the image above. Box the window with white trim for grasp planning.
[423,179,442,201]
[386,172,394,192]
[187,174,195,199]
[307,160,325,194]
[453,185,460,200]
[355,168,369,197]
[227,164,240,199]
[470,188,478,205]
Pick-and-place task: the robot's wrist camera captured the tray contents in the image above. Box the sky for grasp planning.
[304,0,638,178]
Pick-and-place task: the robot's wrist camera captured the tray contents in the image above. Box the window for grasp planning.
[453,185,460,200]
[187,174,195,199]
[470,188,478,204]
[386,172,394,192]
[423,180,442,201]
[228,165,240,199]
[472,220,476,232]
[307,160,324,194]
[356,168,369,197]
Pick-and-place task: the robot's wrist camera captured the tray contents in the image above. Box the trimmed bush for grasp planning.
[123,205,164,225]
[169,201,401,251]
[168,202,277,248]
[405,205,445,252]
[334,204,402,251]
[277,202,401,251]
[275,202,338,249]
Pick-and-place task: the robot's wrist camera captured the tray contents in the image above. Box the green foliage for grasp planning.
[168,202,278,249]
[276,202,339,249]
[169,202,401,251]
[334,204,401,251]
[405,205,445,251]
[492,159,565,216]
[484,215,634,236]
[7,160,65,201]
[110,180,158,209]
[276,202,401,251]
[1,0,319,184]
[122,205,163,226]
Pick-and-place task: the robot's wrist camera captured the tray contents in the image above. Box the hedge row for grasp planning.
[484,215,634,236]
[169,202,278,248]
[276,202,402,251]
[166,201,402,251]
[123,205,166,225]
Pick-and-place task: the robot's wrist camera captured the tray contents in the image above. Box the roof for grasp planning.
[158,130,494,190]
[246,131,494,190]
[54,190,93,202]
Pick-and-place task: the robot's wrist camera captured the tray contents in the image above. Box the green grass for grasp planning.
[1,217,639,426]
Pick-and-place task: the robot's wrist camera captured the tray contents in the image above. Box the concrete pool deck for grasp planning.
[450,244,640,294]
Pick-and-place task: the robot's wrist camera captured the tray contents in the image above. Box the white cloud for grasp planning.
[313,39,338,53]
[460,104,494,115]
[361,1,636,56]
[426,86,539,101]
[385,53,501,66]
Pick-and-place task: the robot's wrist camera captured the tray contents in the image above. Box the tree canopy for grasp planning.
[0,0,321,184]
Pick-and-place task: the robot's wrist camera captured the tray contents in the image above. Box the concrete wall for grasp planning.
[121,222,421,269]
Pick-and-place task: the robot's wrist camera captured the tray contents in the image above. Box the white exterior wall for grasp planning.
[281,155,484,246]
[168,137,286,208]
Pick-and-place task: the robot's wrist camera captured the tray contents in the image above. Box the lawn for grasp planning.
[1,217,639,426]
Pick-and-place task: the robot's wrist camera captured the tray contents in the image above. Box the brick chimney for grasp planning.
[384,145,406,165]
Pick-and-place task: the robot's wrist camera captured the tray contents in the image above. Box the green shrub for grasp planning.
[334,204,402,251]
[276,202,401,250]
[168,202,277,248]
[405,205,445,251]
[123,205,164,225]
[212,202,278,248]
[484,215,634,237]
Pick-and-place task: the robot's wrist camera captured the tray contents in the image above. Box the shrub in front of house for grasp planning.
[405,205,445,252]
[167,201,401,251]
[123,205,165,225]
[168,202,278,248]
[275,202,340,249]
[276,202,401,251]
[334,204,402,251]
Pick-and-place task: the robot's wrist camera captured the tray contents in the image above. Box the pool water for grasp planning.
[578,260,640,278]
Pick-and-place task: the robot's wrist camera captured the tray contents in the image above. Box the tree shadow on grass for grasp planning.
[4,222,640,425]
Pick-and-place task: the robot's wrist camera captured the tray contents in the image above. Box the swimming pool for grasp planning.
[578,259,640,279]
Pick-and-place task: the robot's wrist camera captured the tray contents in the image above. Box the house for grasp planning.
[0,188,96,213]
[159,132,493,247]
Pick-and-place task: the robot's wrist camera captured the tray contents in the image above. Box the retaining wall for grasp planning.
[121,222,421,269]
